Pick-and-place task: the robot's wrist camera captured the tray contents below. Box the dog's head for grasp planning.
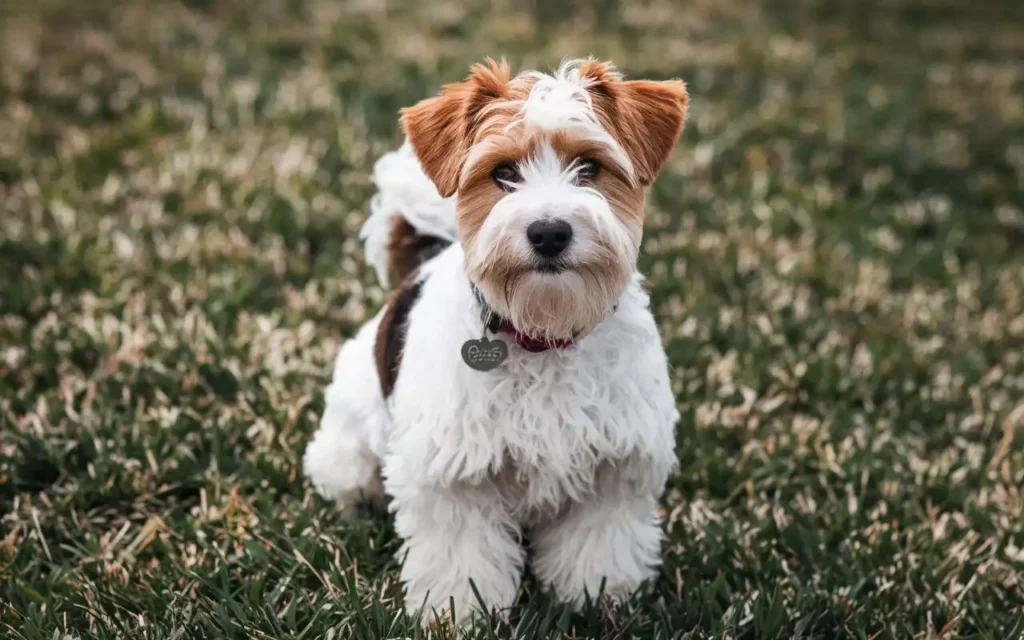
[402,58,688,341]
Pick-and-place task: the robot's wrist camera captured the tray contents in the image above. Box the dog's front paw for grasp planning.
[390,487,524,628]
[398,533,522,628]
[532,494,663,607]
[405,586,489,629]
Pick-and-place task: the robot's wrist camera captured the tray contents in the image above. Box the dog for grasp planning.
[304,58,688,625]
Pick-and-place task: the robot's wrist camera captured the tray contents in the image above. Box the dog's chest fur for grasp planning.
[382,246,678,521]
[466,346,652,520]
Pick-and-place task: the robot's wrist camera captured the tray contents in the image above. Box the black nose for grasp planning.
[526,219,573,258]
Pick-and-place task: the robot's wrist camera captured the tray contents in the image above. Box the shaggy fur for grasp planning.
[374,276,425,398]
[304,57,688,626]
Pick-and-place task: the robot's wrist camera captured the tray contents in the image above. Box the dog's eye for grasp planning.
[574,158,601,184]
[492,164,521,191]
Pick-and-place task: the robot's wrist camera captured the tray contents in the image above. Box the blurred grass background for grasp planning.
[1,0,1023,638]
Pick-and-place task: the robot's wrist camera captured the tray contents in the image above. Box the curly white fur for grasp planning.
[304,245,678,623]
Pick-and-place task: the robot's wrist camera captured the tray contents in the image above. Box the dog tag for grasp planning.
[461,337,508,371]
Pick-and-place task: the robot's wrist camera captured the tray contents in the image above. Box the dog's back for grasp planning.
[360,141,458,287]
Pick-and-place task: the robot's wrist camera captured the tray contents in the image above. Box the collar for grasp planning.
[488,315,575,353]
[471,284,575,353]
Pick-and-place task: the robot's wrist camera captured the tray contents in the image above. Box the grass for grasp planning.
[1,0,1023,637]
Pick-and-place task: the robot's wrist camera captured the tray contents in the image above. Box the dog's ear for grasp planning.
[401,58,511,197]
[579,60,689,186]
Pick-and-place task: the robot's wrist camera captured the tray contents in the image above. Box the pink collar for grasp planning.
[493,318,575,353]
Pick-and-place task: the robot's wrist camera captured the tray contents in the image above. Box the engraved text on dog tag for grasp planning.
[461,337,508,371]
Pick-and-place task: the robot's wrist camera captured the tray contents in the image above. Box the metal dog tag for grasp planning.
[461,337,508,371]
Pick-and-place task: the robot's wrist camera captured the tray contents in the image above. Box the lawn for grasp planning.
[1,0,1023,638]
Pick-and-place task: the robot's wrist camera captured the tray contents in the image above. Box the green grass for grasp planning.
[2,0,1023,637]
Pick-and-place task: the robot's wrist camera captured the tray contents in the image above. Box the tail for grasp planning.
[360,140,457,287]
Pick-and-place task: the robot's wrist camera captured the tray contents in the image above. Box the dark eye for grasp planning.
[492,164,521,191]
[575,158,601,184]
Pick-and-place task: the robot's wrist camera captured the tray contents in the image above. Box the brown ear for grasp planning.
[579,62,689,185]
[614,80,689,184]
[400,58,511,197]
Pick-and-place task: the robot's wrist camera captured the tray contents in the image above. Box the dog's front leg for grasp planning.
[391,486,524,626]
[531,491,663,606]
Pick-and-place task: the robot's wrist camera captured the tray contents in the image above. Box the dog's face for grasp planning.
[402,59,688,341]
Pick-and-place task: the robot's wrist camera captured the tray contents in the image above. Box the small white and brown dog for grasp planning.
[304,58,688,625]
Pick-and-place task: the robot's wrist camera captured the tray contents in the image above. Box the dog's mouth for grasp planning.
[532,258,571,274]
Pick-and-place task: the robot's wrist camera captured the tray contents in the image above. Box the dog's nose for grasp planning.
[526,219,573,258]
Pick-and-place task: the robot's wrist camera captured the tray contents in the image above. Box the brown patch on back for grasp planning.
[374,274,426,397]
[386,217,450,284]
